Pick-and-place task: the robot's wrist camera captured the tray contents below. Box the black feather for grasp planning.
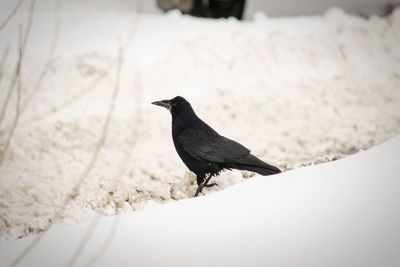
[152,96,281,196]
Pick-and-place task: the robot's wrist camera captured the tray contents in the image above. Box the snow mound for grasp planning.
[0,135,399,267]
[1,4,400,241]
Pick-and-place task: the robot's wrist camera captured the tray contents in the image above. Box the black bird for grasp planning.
[152,96,281,197]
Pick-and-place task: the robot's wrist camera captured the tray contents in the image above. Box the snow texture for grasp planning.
[0,135,399,267]
[0,1,400,241]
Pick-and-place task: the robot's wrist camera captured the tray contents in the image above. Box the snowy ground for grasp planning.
[0,1,400,241]
[0,135,399,267]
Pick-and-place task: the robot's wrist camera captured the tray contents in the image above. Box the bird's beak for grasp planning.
[151,100,171,110]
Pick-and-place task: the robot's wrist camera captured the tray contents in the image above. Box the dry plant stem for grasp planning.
[9,66,112,132]
[64,46,125,267]
[0,0,24,31]
[80,2,145,265]
[3,0,141,132]
[0,48,21,166]
[6,27,27,267]
[0,72,16,128]
[82,216,120,267]
[0,0,35,128]
[64,217,100,267]
[8,46,124,267]
[0,0,36,167]
[0,45,10,77]
[20,0,61,115]
[9,2,145,265]
[83,69,143,267]
[21,0,36,51]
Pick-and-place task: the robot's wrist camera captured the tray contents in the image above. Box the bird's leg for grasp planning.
[194,173,213,197]
[196,175,204,186]
[202,173,214,187]
[194,182,206,197]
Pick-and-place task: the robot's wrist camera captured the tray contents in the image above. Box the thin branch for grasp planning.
[20,0,61,115]
[64,46,125,267]
[9,46,124,267]
[0,28,22,166]
[48,0,60,56]
[21,0,36,55]
[8,1,144,265]
[0,0,35,128]
[82,216,120,267]
[4,66,112,132]
[4,0,144,131]
[124,0,144,49]
[0,45,10,76]
[4,26,24,266]
[82,2,145,264]
[0,46,9,93]
[0,80,14,127]
[64,217,100,267]
[74,2,145,264]
[0,0,35,167]
[83,69,143,267]
[0,72,16,128]
[0,0,24,31]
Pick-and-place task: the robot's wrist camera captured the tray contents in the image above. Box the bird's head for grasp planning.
[152,96,194,118]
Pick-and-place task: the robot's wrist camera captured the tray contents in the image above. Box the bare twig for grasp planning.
[79,2,145,265]
[21,0,36,53]
[0,46,9,92]
[9,47,124,267]
[0,0,35,166]
[0,45,10,76]
[82,216,120,267]
[0,0,35,128]
[0,28,23,166]
[20,0,61,115]
[125,0,144,48]
[0,72,16,127]
[5,66,112,132]
[83,69,143,267]
[3,0,143,132]
[4,26,24,264]
[64,217,101,267]
[8,1,144,265]
[0,0,24,31]
[64,46,125,267]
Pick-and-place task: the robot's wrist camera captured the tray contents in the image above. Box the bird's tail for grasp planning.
[226,154,281,176]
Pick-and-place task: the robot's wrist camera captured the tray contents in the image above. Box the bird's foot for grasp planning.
[194,185,203,197]
[204,182,218,188]
[194,173,214,197]
[194,182,217,197]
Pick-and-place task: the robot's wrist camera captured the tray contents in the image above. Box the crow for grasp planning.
[152,96,281,197]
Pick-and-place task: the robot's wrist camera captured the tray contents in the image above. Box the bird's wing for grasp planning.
[177,129,250,163]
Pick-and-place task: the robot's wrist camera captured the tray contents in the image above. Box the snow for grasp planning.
[245,0,400,18]
[0,135,399,267]
[1,0,400,242]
